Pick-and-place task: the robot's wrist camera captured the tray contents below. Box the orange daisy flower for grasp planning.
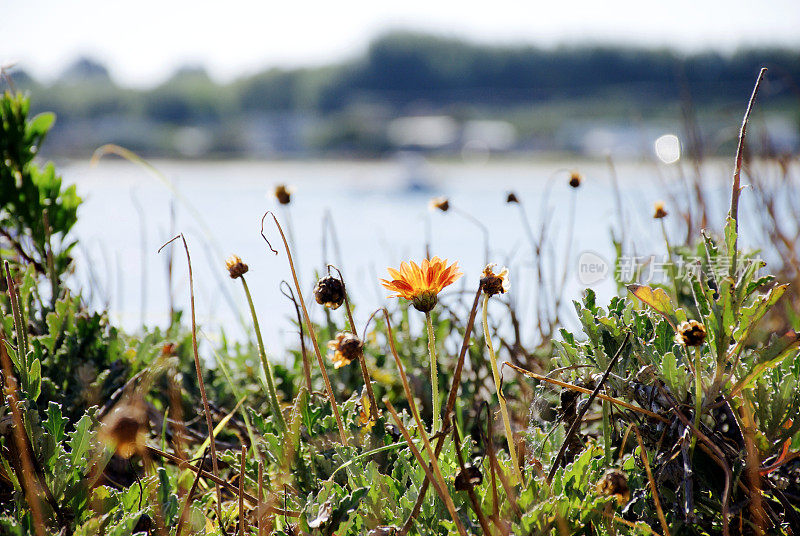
[380,256,462,312]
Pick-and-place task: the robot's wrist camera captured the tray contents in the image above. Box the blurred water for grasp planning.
[64,157,744,353]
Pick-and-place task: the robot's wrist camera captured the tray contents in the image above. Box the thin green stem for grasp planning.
[691,345,703,451]
[660,219,679,301]
[482,294,523,485]
[602,400,612,466]
[425,311,440,433]
[241,276,286,431]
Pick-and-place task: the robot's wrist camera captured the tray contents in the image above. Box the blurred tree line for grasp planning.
[7,32,800,158]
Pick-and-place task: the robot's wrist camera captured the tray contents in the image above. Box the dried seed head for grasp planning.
[327,332,363,369]
[480,264,510,297]
[596,468,630,505]
[454,464,483,491]
[569,171,582,188]
[99,400,148,459]
[225,255,249,279]
[429,196,450,212]
[313,276,345,310]
[273,184,293,205]
[506,191,519,204]
[676,320,707,347]
[653,201,668,219]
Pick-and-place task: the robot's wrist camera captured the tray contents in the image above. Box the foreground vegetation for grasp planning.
[1,68,799,535]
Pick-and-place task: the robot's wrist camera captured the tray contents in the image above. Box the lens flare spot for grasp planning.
[654,134,681,164]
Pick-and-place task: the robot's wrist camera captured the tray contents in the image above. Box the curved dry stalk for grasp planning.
[656,383,731,536]
[158,234,224,526]
[451,425,493,534]
[483,293,524,485]
[239,445,247,536]
[279,280,312,392]
[385,400,468,536]
[503,362,669,423]
[261,212,347,444]
[257,462,264,536]
[633,426,671,536]
[94,145,243,325]
[729,67,767,276]
[555,188,577,317]
[328,264,378,422]
[547,332,630,483]
[1,332,46,536]
[176,448,209,536]
[145,445,301,517]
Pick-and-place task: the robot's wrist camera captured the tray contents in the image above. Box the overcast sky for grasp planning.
[2,0,799,87]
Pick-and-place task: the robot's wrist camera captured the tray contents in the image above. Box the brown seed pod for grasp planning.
[569,171,582,188]
[480,264,510,297]
[429,196,450,212]
[676,319,707,347]
[313,275,345,310]
[653,201,668,219]
[274,184,292,205]
[99,400,148,459]
[327,332,363,368]
[596,468,630,505]
[454,464,483,491]
[225,255,249,279]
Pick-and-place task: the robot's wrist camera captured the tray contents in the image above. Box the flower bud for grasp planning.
[569,171,582,188]
[273,184,292,205]
[653,201,668,219]
[429,197,450,212]
[225,255,249,279]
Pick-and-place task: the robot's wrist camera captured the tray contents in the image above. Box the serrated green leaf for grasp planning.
[627,284,677,328]
[44,402,68,444]
[732,332,800,396]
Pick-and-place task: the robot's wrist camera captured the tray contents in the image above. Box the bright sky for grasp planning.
[3,0,799,87]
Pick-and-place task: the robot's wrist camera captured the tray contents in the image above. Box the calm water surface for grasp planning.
[64,157,744,352]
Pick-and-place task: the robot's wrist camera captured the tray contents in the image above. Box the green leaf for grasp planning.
[27,357,41,401]
[44,402,68,444]
[723,215,737,258]
[27,112,55,137]
[69,411,96,468]
[732,332,800,395]
[3,341,23,381]
[732,284,788,353]
[627,284,677,328]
